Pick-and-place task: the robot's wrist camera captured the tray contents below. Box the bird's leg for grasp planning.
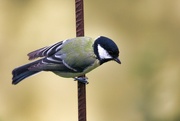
[74,76,89,84]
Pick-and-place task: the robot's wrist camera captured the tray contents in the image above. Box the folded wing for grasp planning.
[28,41,64,60]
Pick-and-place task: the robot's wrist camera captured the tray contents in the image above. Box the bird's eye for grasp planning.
[108,51,113,54]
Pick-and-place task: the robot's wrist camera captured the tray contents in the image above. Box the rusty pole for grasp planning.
[75,0,86,121]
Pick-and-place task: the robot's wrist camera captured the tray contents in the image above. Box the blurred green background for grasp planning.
[0,0,180,121]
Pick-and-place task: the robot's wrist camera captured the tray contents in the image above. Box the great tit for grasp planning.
[12,36,121,84]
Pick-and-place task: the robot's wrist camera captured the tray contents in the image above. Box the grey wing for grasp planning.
[28,41,64,60]
[27,39,78,73]
[29,53,78,73]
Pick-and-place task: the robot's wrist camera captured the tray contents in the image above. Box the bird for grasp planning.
[12,36,121,85]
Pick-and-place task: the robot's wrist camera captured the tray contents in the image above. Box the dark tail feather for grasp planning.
[12,60,41,85]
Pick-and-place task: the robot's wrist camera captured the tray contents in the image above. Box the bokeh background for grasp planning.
[1,0,180,121]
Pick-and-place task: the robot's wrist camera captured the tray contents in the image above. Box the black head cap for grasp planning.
[94,36,121,65]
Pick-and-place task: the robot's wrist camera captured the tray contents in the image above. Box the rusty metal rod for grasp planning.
[75,0,86,121]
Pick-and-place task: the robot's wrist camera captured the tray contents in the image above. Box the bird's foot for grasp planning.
[74,77,89,84]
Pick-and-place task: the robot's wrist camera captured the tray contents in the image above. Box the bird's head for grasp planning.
[93,36,121,65]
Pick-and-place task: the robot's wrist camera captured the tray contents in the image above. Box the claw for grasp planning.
[74,77,89,84]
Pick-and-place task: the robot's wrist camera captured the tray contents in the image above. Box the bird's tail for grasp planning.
[12,60,41,85]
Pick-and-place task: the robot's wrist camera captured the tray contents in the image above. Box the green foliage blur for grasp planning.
[0,0,180,121]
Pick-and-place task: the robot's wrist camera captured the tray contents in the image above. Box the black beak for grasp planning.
[114,58,121,64]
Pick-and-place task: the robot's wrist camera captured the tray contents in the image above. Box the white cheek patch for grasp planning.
[98,44,112,59]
